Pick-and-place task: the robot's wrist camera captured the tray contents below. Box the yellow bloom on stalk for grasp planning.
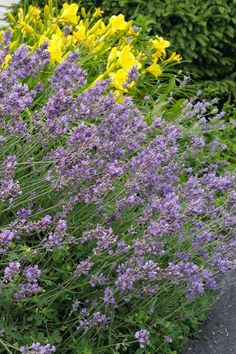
[151,36,170,52]
[39,34,49,46]
[48,23,59,36]
[110,68,136,91]
[60,3,78,25]
[88,19,103,36]
[109,14,128,32]
[107,47,118,69]
[10,40,18,51]
[21,21,35,35]
[127,25,137,36]
[49,34,64,62]
[39,32,63,63]
[93,8,103,18]
[85,34,96,48]
[146,59,163,77]
[93,41,105,53]
[2,54,11,68]
[27,5,41,20]
[74,20,86,42]
[6,11,15,24]
[151,36,170,58]
[110,68,128,91]
[44,4,51,21]
[118,45,141,70]
[81,7,87,18]
[97,20,106,35]
[48,39,63,62]
[165,52,182,63]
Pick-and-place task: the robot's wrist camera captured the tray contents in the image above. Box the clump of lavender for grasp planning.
[103,287,116,307]
[3,261,20,282]
[8,42,50,79]
[42,219,67,249]
[75,259,93,277]
[0,155,21,202]
[0,42,49,137]
[77,310,110,331]
[82,225,118,254]
[0,34,235,353]
[14,265,42,299]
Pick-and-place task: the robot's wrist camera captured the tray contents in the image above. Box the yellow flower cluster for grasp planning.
[5,1,182,93]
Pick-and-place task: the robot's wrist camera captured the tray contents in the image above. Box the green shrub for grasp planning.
[11,0,236,100]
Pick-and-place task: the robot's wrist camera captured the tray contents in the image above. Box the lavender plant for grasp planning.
[0,35,235,354]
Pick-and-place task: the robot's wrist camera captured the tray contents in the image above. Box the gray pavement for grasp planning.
[185,270,236,354]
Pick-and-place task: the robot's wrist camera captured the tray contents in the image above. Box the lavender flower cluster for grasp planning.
[0,35,49,138]
[19,342,56,354]
[0,35,235,352]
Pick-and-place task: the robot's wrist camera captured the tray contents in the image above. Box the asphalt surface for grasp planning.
[185,270,236,354]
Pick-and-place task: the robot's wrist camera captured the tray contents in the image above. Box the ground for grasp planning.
[185,270,236,354]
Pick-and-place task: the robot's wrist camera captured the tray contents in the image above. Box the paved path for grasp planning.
[185,270,236,354]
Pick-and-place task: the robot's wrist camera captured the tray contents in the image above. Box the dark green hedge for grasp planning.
[11,0,236,100]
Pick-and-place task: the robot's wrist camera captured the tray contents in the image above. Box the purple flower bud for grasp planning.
[75,259,93,277]
[3,261,21,282]
[134,329,150,348]
[23,265,41,283]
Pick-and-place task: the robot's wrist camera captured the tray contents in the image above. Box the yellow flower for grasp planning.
[107,47,118,69]
[6,11,16,23]
[44,4,51,21]
[88,19,103,36]
[21,21,35,35]
[27,5,41,19]
[1,53,11,68]
[109,14,128,32]
[152,50,163,60]
[165,52,182,63]
[151,36,170,52]
[46,31,64,63]
[98,20,106,35]
[127,25,137,36]
[146,60,163,77]
[110,68,128,91]
[48,39,63,62]
[93,8,103,18]
[74,20,86,42]
[60,3,78,25]
[85,34,95,48]
[93,41,105,52]
[48,23,59,36]
[81,7,87,18]
[38,34,49,46]
[150,36,170,58]
[118,45,141,70]
[10,40,18,51]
